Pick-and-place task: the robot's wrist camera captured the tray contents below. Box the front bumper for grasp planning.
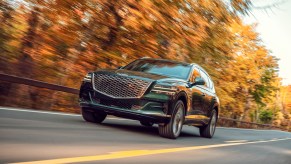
[79,83,172,123]
[80,101,170,123]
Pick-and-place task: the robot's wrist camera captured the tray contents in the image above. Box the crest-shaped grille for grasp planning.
[93,73,152,98]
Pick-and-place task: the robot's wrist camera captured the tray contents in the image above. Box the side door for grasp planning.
[198,69,213,118]
[188,67,205,116]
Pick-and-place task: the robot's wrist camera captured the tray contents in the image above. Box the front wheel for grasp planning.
[158,100,185,139]
[199,110,217,138]
[81,108,107,123]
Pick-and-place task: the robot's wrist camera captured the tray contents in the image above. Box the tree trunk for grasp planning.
[101,1,123,51]
[17,7,39,109]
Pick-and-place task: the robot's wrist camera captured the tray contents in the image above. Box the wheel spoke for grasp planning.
[210,112,217,135]
[172,104,184,136]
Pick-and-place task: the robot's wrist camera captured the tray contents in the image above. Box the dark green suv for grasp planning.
[79,58,219,139]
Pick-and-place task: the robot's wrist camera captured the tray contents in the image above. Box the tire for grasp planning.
[140,121,154,127]
[81,108,107,123]
[158,100,185,139]
[199,110,217,138]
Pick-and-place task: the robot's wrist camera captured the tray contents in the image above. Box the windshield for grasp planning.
[123,59,192,80]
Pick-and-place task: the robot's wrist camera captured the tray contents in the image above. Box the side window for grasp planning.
[208,78,213,89]
[199,69,210,88]
[191,68,201,82]
[210,80,216,93]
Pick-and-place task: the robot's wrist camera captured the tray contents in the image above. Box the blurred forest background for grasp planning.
[0,0,290,129]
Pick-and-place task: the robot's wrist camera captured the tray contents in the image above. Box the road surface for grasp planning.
[0,107,290,164]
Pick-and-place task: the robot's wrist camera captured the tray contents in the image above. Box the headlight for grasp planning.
[151,84,177,95]
[83,73,92,82]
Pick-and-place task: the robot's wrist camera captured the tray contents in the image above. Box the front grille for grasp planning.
[93,73,152,98]
[100,99,133,109]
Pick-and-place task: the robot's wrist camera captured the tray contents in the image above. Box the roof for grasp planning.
[139,58,193,66]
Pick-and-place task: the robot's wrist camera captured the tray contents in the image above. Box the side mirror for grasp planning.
[193,77,205,86]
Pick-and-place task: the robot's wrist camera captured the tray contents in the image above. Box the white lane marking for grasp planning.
[272,138,278,140]
[1,107,290,130]
[0,107,80,117]
[0,107,135,121]
[225,140,248,143]
[217,127,290,134]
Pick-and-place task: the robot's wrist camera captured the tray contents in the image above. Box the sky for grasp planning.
[245,0,291,85]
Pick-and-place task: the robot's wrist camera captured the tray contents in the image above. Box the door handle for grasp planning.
[202,93,206,96]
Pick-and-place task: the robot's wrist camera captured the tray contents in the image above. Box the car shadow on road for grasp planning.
[98,122,200,138]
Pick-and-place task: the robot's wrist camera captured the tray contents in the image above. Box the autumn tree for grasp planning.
[0,0,289,125]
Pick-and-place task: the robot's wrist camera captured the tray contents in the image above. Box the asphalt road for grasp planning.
[0,107,290,164]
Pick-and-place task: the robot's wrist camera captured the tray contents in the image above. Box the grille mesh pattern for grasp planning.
[100,99,133,109]
[93,73,152,98]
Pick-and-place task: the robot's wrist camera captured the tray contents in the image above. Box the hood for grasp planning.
[94,69,187,83]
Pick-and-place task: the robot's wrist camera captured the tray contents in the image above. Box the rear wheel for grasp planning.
[140,121,154,127]
[81,108,107,123]
[158,100,185,139]
[199,110,217,138]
